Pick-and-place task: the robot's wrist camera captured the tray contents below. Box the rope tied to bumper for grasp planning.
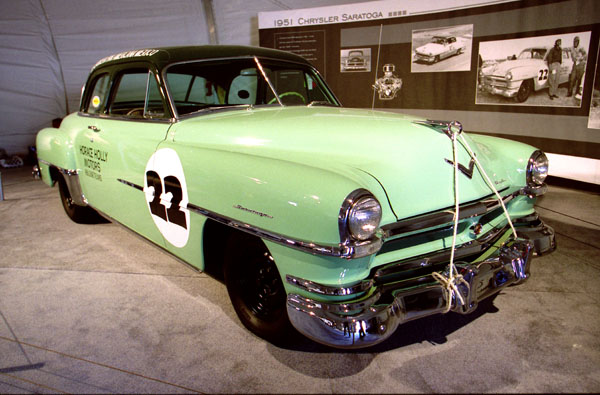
[437,126,469,312]
[433,121,518,313]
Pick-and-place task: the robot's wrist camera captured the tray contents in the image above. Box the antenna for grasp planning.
[372,24,383,110]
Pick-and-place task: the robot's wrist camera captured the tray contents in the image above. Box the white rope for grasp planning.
[457,134,518,239]
[434,129,469,313]
[432,124,519,313]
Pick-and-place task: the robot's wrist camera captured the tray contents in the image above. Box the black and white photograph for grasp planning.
[340,48,371,72]
[588,42,600,129]
[411,24,473,73]
[476,31,591,107]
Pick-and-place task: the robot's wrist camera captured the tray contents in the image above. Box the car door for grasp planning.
[75,64,172,246]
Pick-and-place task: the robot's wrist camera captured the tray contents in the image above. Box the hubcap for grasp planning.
[242,252,284,320]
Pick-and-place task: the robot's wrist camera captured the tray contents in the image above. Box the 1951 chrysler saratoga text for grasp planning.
[35,45,556,349]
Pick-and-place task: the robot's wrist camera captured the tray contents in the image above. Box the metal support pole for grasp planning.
[0,172,4,201]
[202,0,218,45]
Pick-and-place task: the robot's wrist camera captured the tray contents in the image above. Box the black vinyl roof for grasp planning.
[92,45,311,72]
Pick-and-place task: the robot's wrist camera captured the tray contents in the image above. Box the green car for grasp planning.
[35,45,555,349]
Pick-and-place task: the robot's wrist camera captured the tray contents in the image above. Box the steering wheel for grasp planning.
[268,91,306,105]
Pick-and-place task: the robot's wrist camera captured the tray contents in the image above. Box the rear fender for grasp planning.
[36,114,81,186]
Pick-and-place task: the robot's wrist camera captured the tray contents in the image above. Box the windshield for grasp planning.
[518,48,546,60]
[165,57,339,116]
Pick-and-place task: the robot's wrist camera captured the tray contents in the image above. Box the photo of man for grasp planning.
[568,36,587,97]
[546,38,562,100]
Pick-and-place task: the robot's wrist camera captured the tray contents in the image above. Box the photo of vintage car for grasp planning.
[35,45,555,349]
[477,32,591,106]
[480,46,573,102]
[340,48,371,72]
[413,34,466,64]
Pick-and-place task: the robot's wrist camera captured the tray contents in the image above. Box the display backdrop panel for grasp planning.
[259,0,600,159]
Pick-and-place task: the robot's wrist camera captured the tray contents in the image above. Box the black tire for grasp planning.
[223,231,293,343]
[434,55,440,63]
[57,176,104,224]
[516,79,533,103]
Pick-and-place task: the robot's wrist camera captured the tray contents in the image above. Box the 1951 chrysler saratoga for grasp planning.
[35,45,555,349]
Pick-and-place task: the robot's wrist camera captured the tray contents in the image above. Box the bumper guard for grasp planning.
[286,222,555,349]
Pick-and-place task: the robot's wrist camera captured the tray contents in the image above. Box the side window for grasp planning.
[86,73,110,114]
[109,70,166,118]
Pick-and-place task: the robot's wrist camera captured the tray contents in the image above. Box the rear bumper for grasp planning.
[286,220,555,349]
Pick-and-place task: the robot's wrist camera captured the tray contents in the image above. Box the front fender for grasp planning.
[166,143,391,248]
[468,133,538,188]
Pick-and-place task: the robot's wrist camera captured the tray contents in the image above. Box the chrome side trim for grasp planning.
[39,160,87,205]
[187,201,382,259]
[77,111,174,124]
[117,178,143,191]
[117,178,381,259]
[286,275,373,297]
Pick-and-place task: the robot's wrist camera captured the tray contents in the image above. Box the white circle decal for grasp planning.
[144,148,190,247]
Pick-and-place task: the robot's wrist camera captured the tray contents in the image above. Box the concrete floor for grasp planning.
[0,166,599,393]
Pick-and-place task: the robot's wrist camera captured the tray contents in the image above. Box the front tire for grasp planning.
[516,79,533,103]
[224,232,292,343]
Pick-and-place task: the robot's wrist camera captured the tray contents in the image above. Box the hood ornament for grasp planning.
[413,120,463,139]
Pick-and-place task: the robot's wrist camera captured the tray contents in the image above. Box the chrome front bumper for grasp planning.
[286,222,555,349]
[482,83,519,98]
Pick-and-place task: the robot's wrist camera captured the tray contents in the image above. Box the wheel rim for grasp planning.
[517,81,531,102]
[239,251,285,320]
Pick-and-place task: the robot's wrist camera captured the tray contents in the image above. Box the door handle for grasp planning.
[88,125,101,132]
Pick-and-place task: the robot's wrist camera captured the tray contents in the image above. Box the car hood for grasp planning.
[415,43,444,55]
[487,59,541,75]
[176,107,512,221]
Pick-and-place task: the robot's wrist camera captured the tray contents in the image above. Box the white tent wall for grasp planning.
[0,1,66,156]
[0,0,367,157]
[212,0,369,46]
[0,0,211,156]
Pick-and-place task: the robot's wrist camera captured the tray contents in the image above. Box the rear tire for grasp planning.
[57,176,104,224]
[223,231,293,343]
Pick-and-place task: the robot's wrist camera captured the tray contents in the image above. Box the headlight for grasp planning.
[340,190,382,242]
[527,150,549,186]
[506,71,513,80]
